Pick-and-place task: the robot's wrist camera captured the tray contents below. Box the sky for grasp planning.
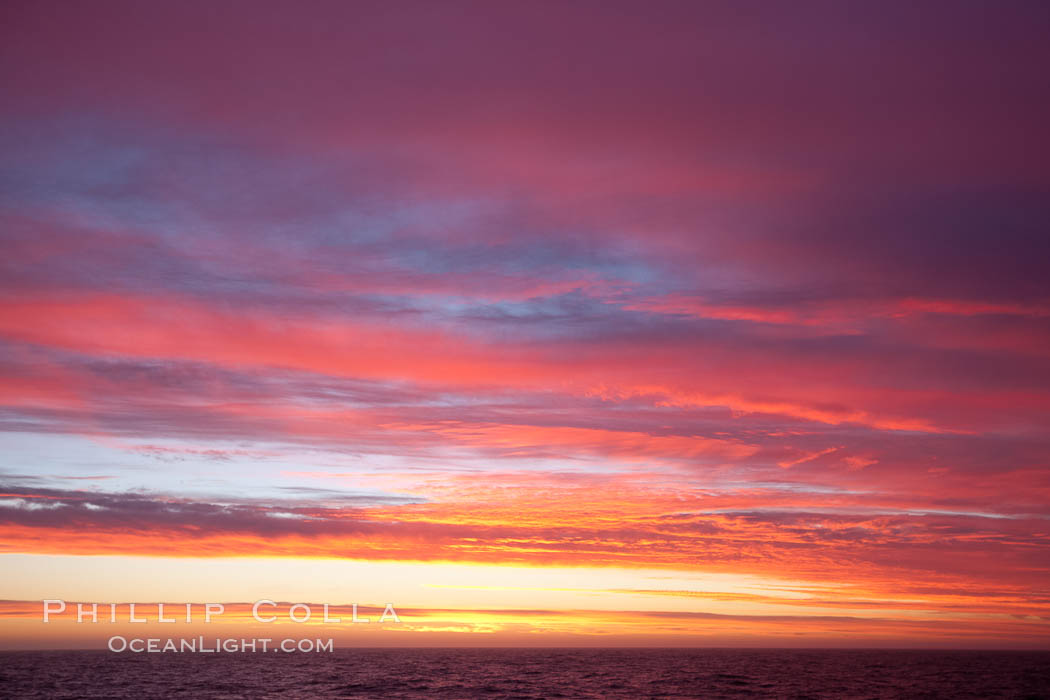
[1,0,1049,648]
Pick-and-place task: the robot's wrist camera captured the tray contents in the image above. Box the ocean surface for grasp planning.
[1,648,1048,699]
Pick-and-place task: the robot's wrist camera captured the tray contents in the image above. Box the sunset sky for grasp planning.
[1,0,1049,649]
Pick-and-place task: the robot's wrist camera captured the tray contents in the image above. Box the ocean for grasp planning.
[1,648,1048,698]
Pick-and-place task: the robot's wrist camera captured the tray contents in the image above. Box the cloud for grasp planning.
[1,0,1049,646]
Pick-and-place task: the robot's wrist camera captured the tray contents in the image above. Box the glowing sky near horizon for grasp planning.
[1,0,1049,648]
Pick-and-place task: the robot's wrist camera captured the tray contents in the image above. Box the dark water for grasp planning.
[1,648,1048,699]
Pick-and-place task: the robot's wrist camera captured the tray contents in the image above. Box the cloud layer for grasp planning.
[1,0,1049,645]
